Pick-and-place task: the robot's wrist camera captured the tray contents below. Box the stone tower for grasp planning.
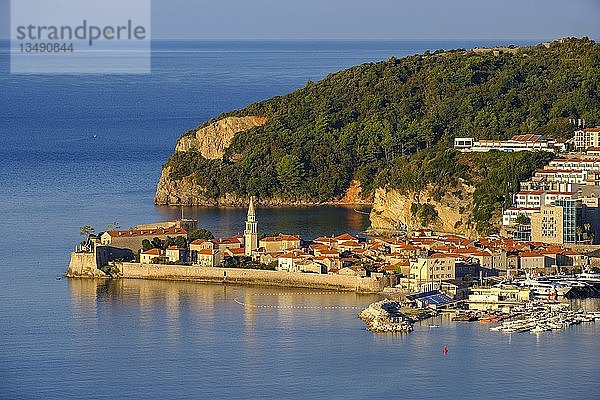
[244,196,258,256]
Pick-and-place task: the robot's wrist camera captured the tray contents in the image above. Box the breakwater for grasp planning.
[358,300,414,333]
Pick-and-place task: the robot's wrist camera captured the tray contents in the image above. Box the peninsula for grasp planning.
[155,37,600,237]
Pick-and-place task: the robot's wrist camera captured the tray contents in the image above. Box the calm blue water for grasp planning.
[1,39,599,399]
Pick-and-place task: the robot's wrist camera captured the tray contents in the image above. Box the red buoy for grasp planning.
[443,346,448,354]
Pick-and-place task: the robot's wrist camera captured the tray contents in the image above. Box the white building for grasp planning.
[502,207,539,226]
[574,127,600,151]
[514,190,575,209]
[532,169,587,184]
[549,158,600,172]
[455,134,563,153]
[454,137,474,149]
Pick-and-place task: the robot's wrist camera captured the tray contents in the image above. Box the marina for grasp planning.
[488,303,600,334]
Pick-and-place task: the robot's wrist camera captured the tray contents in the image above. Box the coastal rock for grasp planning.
[154,166,212,206]
[175,116,268,159]
[358,300,414,333]
[368,182,477,237]
[339,179,372,204]
[154,173,372,206]
[155,167,372,206]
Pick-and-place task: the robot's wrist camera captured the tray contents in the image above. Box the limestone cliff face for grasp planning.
[155,165,248,206]
[368,182,477,237]
[175,116,268,159]
[155,115,267,205]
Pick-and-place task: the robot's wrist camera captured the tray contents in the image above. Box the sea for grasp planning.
[0,39,599,399]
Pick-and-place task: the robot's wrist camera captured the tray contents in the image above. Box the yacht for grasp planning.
[514,276,572,297]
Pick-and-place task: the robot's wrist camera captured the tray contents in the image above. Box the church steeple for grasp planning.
[247,196,256,222]
[244,196,258,256]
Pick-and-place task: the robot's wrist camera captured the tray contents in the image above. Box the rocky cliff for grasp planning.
[175,116,268,158]
[155,162,372,206]
[155,115,267,205]
[368,182,478,237]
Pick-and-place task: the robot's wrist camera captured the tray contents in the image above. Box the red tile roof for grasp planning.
[516,190,545,195]
[225,248,246,255]
[197,249,217,255]
[519,251,543,258]
[511,134,544,142]
[141,248,164,255]
[334,233,358,242]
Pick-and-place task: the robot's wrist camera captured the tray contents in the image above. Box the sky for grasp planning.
[0,0,599,40]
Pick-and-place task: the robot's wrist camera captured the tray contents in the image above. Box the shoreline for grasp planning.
[154,201,374,208]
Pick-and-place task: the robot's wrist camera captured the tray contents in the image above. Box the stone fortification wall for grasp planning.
[66,253,105,277]
[120,262,383,292]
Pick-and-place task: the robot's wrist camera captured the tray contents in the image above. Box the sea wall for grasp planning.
[66,252,106,278]
[120,262,385,292]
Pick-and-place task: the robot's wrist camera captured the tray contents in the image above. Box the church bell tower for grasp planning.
[244,196,258,256]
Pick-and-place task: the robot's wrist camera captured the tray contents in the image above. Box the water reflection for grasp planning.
[153,205,372,239]
[68,278,381,325]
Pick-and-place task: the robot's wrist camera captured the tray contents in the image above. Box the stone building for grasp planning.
[259,234,301,252]
[140,248,166,264]
[100,227,188,253]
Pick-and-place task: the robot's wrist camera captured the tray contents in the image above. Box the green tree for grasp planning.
[515,214,531,225]
[173,236,187,248]
[189,228,214,241]
[276,154,305,191]
[141,239,153,252]
[164,38,600,215]
[151,237,163,249]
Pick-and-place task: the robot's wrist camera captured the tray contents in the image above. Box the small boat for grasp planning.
[353,209,370,215]
[429,325,440,328]
[452,314,478,322]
